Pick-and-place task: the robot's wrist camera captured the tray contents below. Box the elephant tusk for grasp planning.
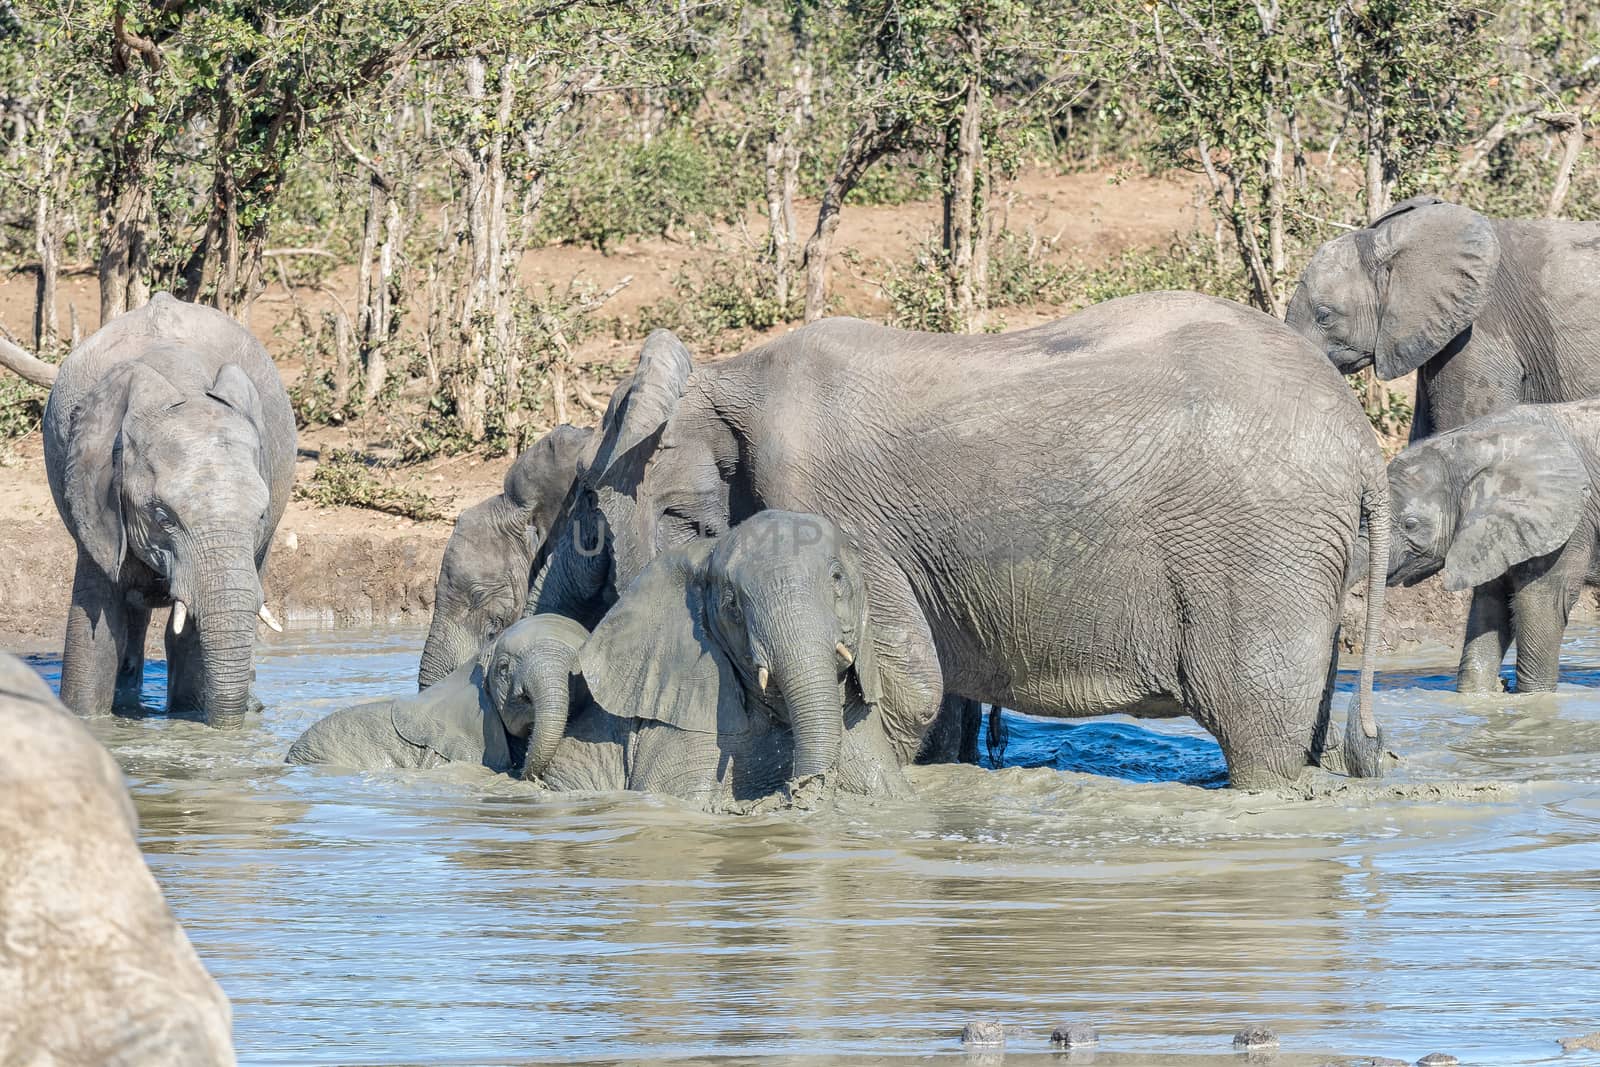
[258,604,283,633]
[757,666,770,693]
[835,642,854,666]
[172,600,187,635]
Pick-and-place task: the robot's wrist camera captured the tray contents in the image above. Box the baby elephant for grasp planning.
[1388,398,1600,692]
[285,614,590,770]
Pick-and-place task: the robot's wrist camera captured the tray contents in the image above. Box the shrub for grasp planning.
[295,448,447,521]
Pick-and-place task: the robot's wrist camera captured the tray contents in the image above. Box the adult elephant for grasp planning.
[417,423,593,688]
[528,293,1391,789]
[0,653,235,1064]
[43,294,295,727]
[1287,196,1600,692]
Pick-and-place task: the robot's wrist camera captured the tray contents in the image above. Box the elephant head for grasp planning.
[419,425,593,689]
[1286,197,1501,379]
[578,511,882,783]
[471,614,592,779]
[526,330,730,626]
[1387,413,1589,592]
[61,350,274,727]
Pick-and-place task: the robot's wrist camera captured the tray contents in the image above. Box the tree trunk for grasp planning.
[34,181,60,353]
[945,40,982,334]
[802,120,898,323]
[1540,111,1585,218]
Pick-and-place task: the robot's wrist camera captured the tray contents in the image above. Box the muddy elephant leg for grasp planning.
[59,553,126,718]
[859,551,943,765]
[1510,552,1586,694]
[915,695,983,764]
[165,611,206,715]
[116,603,151,708]
[1457,578,1512,693]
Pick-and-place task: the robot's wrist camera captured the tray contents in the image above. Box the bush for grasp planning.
[294,448,447,521]
[0,373,49,464]
[634,250,799,345]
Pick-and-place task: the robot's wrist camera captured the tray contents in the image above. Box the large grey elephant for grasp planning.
[1388,398,1600,692]
[0,653,235,1065]
[417,423,594,688]
[528,293,1391,789]
[1287,197,1600,695]
[43,294,295,727]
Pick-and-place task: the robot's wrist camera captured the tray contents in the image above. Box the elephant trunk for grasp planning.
[194,551,261,729]
[418,614,477,690]
[768,633,844,780]
[523,652,576,779]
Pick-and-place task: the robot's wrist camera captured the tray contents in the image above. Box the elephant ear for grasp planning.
[392,665,512,771]
[588,330,693,479]
[62,362,183,579]
[579,540,747,736]
[1441,419,1589,592]
[1367,200,1500,380]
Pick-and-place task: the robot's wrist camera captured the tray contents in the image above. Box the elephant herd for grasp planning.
[12,193,1600,1060]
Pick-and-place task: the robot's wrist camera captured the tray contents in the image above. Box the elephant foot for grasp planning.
[781,772,836,811]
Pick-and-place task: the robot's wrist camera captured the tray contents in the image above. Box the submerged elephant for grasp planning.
[538,511,907,807]
[0,653,235,1065]
[43,294,296,727]
[418,424,594,689]
[527,294,1390,789]
[1388,398,1600,693]
[286,614,590,771]
[1288,198,1600,697]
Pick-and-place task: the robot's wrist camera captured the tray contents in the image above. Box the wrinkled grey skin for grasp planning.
[1290,198,1600,697]
[286,614,591,770]
[417,424,594,689]
[0,653,235,1065]
[539,511,908,808]
[1388,398,1600,693]
[43,294,295,728]
[529,293,1390,788]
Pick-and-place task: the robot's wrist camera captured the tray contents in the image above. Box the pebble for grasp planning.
[1415,1055,1459,1067]
[960,1019,1006,1047]
[1050,1022,1098,1048]
[1233,1026,1280,1049]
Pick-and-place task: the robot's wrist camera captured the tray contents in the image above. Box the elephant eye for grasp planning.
[154,507,177,533]
[722,587,742,622]
[1315,305,1334,327]
[1403,515,1421,532]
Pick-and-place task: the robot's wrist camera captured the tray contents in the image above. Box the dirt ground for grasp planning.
[0,166,1473,653]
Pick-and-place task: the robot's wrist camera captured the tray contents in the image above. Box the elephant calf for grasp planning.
[1388,398,1600,692]
[0,653,235,1065]
[417,424,594,689]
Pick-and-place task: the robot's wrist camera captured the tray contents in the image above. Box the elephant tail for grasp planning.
[1345,460,1388,779]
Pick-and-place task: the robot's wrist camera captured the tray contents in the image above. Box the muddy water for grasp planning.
[22,625,1600,1066]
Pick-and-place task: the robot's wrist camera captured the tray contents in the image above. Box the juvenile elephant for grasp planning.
[537,511,907,808]
[417,424,594,688]
[43,294,296,727]
[0,653,235,1065]
[1288,198,1600,689]
[1388,398,1600,692]
[286,614,591,770]
[528,294,1390,789]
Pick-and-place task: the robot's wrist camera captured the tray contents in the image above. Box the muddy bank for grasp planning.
[0,516,448,653]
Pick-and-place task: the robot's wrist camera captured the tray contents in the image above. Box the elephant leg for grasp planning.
[60,553,127,718]
[915,695,981,764]
[860,552,943,765]
[115,603,151,708]
[1457,579,1512,693]
[165,610,206,715]
[1510,552,1585,694]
